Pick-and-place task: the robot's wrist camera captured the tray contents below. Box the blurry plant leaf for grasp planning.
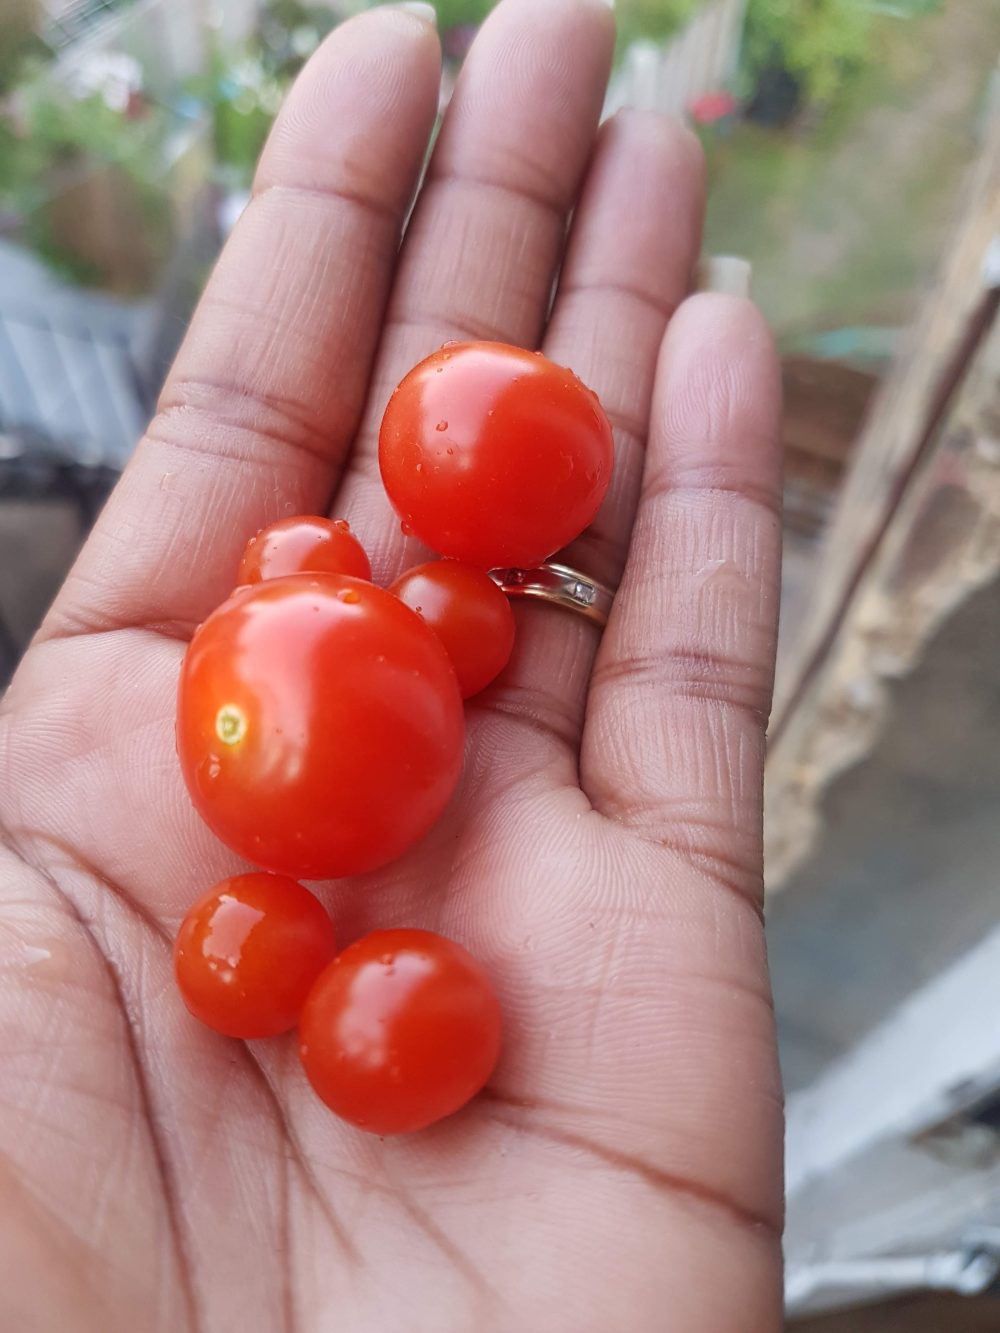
[742,0,875,105]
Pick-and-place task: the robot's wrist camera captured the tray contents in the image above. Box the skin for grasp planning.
[0,4,784,1332]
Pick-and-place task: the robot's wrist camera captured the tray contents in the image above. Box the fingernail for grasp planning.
[696,256,752,298]
[396,2,437,22]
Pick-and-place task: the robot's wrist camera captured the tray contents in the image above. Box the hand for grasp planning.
[0,3,784,1330]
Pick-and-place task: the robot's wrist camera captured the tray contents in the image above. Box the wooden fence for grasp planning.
[604,0,748,120]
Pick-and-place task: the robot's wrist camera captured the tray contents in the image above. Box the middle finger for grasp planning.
[333,0,615,574]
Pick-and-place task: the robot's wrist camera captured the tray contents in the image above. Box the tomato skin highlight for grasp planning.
[390,561,515,698]
[176,574,465,879]
[237,516,371,586]
[379,341,614,569]
[299,929,502,1134]
[174,873,336,1038]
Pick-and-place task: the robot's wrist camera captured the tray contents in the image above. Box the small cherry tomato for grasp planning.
[390,561,515,698]
[237,516,371,586]
[379,341,614,568]
[174,873,336,1038]
[176,574,464,879]
[299,929,502,1134]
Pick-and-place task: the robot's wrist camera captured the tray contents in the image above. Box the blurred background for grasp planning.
[2,0,1000,1326]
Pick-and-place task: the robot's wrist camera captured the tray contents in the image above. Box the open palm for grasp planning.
[0,3,784,1330]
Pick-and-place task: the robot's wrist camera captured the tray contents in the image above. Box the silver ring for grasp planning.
[488,562,614,629]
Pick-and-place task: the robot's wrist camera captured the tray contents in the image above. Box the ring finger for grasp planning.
[482,111,706,756]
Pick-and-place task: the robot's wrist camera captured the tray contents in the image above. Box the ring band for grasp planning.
[488,562,614,629]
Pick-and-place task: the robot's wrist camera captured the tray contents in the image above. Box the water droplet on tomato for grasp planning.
[339,588,360,604]
[435,421,448,432]
[415,462,423,473]
[401,520,414,536]
[380,952,394,965]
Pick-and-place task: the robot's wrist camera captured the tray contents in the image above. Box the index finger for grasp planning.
[40,6,441,643]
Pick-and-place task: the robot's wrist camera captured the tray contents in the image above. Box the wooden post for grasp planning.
[765,114,1000,892]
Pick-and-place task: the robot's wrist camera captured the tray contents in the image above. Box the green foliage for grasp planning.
[425,0,495,29]
[614,0,701,48]
[15,84,168,204]
[416,0,700,44]
[742,0,874,104]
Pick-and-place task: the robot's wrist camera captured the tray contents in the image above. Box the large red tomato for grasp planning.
[176,574,464,879]
[379,341,614,568]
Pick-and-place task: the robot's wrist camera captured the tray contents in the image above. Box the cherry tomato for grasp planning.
[174,873,336,1038]
[390,561,515,698]
[176,574,464,879]
[237,516,371,586]
[299,929,502,1134]
[379,341,614,568]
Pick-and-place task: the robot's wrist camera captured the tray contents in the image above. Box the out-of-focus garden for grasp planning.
[0,0,998,674]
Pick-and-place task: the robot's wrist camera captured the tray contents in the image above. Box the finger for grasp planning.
[332,0,615,578]
[583,294,783,898]
[41,7,441,642]
[481,111,705,752]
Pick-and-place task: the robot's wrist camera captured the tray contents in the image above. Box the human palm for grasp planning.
[0,3,784,1330]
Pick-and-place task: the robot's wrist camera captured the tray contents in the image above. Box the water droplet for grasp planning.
[339,588,360,605]
[401,520,414,537]
[442,352,452,361]
[487,409,494,417]
[380,952,394,965]
[435,421,448,432]
[333,518,350,532]
[415,462,423,473]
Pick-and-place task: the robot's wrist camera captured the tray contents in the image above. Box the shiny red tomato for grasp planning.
[379,341,614,568]
[299,929,502,1134]
[174,873,336,1038]
[390,561,515,698]
[176,574,464,879]
[237,516,371,585]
